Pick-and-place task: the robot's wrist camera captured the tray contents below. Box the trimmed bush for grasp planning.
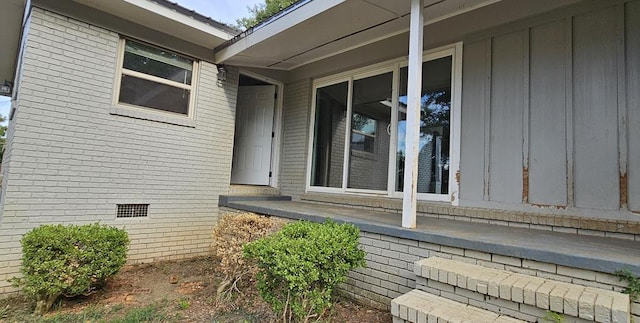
[243,220,366,322]
[211,212,284,299]
[11,223,129,314]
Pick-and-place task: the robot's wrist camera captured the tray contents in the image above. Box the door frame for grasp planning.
[237,69,284,188]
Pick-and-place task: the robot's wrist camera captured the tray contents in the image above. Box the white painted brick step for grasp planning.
[415,257,629,323]
[391,289,525,323]
[228,185,280,196]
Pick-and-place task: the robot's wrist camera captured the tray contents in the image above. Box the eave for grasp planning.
[0,0,28,90]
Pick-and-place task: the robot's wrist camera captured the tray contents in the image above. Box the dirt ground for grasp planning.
[0,257,392,323]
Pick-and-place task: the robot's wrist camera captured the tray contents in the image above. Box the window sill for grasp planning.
[110,105,196,127]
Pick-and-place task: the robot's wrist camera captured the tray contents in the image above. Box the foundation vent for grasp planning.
[117,204,149,218]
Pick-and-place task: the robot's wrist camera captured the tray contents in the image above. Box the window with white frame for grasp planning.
[307,44,462,202]
[115,39,197,116]
[351,112,376,153]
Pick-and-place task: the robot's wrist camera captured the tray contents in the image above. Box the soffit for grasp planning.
[0,0,27,88]
[71,0,235,48]
[215,0,500,70]
[216,0,585,71]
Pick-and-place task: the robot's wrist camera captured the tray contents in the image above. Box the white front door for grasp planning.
[231,85,276,185]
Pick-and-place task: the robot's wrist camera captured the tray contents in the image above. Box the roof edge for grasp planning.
[150,0,240,36]
[215,0,313,52]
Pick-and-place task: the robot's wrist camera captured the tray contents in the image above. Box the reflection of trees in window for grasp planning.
[421,89,451,167]
[352,113,376,134]
[421,89,450,131]
[123,41,193,85]
[351,113,376,153]
[396,88,451,193]
[421,89,450,194]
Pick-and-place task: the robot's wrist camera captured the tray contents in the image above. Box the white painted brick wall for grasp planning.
[0,8,238,295]
[279,79,311,198]
[340,230,638,316]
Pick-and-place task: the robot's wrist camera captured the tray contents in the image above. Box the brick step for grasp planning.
[414,257,629,322]
[392,289,525,323]
[228,185,280,196]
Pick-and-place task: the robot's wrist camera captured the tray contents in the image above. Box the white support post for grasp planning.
[402,0,424,229]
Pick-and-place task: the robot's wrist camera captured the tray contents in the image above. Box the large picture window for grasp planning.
[306,44,462,202]
[115,39,197,116]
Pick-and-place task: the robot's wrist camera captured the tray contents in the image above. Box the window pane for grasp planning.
[311,82,348,188]
[351,113,376,153]
[348,72,393,190]
[396,56,452,194]
[352,113,376,135]
[351,133,375,153]
[124,40,193,85]
[119,75,190,115]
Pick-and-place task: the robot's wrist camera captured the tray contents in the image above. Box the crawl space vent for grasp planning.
[117,204,149,218]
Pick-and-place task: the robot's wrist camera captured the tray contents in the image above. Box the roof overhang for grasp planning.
[215,0,582,71]
[71,0,236,49]
[0,0,28,92]
[215,0,505,70]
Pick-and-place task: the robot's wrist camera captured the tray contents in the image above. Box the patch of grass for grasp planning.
[211,309,258,323]
[107,303,125,314]
[0,296,35,322]
[111,302,179,323]
[1,304,10,319]
[41,305,105,323]
[0,297,183,323]
[542,310,564,323]
[176,298,190,310]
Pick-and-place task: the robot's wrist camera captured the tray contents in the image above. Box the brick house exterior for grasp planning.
[0,4,239,294]
[1,0,640,321]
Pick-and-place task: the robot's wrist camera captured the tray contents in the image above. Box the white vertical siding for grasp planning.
[459,40,488,202]
[572,7,619,210]
[458,1,637,214]
[528,21,568,207]
[488,32,525,204]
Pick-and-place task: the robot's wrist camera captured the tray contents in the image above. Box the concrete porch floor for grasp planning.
[219,195,640,276]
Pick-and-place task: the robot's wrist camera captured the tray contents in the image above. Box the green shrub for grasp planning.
[10,223,129,314]
[243,220,366,322]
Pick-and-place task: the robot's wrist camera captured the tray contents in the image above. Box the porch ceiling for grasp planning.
[215,0,583,71]
[0,0,27,89]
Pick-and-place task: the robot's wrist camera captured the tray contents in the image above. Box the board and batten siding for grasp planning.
[459,1,640,215]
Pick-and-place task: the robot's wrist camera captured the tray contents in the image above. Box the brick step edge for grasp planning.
[414,257,629,323]
[391,289,525,323]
